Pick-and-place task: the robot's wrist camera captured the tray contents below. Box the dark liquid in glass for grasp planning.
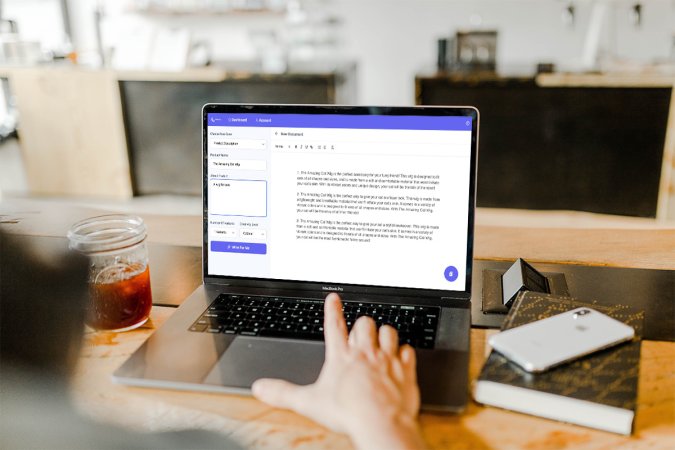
[87,265,152,331]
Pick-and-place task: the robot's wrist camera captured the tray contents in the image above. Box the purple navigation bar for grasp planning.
[207,113,472,131]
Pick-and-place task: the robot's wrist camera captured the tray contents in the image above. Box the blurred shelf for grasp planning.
[127,6,285,16]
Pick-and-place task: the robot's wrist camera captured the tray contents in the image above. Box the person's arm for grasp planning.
[252,293,426,450]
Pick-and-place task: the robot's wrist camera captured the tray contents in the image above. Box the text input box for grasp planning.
[211,159,267,171]
[209,179,267,217]
[209,139,267,150]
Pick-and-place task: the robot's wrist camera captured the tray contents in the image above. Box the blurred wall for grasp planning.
[3,0,674,105]
[329,0,673,104]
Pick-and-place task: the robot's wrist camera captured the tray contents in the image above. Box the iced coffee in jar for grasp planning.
[67,215,152,332]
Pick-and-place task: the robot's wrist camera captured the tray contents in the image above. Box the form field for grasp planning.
[209,179,267,217]
[211,159,267,171]
[209,139,266,150]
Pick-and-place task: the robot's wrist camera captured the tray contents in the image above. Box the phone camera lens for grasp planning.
[573,309,591,319]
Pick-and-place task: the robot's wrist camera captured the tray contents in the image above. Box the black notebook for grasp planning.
[473,292,643,435]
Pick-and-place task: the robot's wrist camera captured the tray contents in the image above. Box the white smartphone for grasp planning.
[488,307,635,373]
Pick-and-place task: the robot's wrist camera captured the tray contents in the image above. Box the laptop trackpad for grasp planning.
[202,337,325,388]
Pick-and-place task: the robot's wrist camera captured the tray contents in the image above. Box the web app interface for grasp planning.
[206,112,473,291]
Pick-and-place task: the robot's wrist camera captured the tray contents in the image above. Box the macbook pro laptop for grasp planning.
[114,104,479,412]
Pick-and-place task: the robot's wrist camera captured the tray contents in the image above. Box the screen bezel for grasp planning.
[202,104,478,301]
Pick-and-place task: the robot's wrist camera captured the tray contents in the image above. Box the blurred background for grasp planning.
[0,0,673,220]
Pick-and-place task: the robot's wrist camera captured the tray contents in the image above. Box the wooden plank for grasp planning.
[0,198,202,247]
[115,68,230,82]
[115,68,338,83]
[476,207,675,229]
[474,226,675,270]
[536,73,675,88]
[9,68,132,198]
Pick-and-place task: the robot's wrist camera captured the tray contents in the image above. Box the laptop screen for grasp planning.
[203,105,477,296]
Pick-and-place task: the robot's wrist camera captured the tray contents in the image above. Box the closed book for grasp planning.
[473,292,643,435]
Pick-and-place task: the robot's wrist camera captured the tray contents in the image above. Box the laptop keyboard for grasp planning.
[189,294,440,349]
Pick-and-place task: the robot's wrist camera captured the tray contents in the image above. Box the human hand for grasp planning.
[252,293,425,450]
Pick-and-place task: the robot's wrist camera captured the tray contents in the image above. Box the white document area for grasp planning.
[268,130,471,291]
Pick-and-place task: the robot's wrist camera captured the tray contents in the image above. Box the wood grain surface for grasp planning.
[72,307,675,450]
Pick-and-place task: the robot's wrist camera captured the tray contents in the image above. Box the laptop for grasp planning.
[114,104,479,412]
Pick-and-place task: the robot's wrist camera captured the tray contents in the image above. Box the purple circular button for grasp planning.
[444,265,459,282]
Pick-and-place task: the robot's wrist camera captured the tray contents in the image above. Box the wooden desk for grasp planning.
[67,227,674,449]
[2,200,674,448]
[73,308,674,449]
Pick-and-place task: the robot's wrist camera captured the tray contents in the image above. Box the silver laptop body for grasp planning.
[114,104,479,412]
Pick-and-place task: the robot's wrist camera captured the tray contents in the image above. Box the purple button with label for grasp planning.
[211,241,267,254]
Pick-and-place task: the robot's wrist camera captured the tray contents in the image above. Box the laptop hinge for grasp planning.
[441,296,471,306]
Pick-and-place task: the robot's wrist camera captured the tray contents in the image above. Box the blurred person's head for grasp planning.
[0,231,88,381]
[1,231,252,450]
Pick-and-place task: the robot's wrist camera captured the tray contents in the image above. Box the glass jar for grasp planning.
[67,214,153,332]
